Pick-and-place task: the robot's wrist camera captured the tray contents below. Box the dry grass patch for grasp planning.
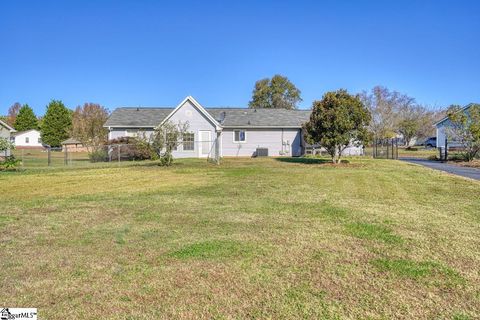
[0,157,479,319]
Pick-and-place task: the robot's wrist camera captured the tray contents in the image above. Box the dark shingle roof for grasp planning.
[104,108,174,127]
[62,138,83,145]
[105,107,311,128]
[208,108,311,127]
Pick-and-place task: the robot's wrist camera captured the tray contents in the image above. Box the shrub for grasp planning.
[159,153,173,166]
[107,137,156,161]
[89,149,108,163]
[0,155,20,171]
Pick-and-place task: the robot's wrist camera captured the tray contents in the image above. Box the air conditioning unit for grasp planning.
[256,148,268,157]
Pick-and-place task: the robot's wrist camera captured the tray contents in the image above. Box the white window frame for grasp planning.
[182,132,195,152]
[25,137,30,144]
[233,129,247,143]
[125,129,138,138]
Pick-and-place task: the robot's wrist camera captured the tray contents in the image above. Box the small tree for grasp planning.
[14,104,38,131]
[151,121,189,166]
[41,100,72,147]
[249,74,302,109]
[446,104,480,161]
[304,89,371,163]
[397,118,419,147]
[71,103,110,152]
[0,137,14,154]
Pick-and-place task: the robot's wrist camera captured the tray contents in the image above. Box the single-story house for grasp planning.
[435,103,479,148]
[105,96,309,158]
[10,129,44,149]
[0,119,16,157]
[104,96,363,158]
[62,138,89,152]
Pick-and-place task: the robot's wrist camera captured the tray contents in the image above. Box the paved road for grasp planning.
[400,158,480,181]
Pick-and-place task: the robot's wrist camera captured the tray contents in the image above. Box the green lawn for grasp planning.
[0,158,479,319]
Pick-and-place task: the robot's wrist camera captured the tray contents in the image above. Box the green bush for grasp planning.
[107,137,156,161]
[0,155,21,171]
[89,149,108,163]
[158,153,173,166]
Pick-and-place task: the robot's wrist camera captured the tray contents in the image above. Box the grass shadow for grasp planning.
[275,157,330,165]
[274,157,350,165]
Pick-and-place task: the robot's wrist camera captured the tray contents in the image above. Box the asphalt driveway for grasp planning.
[400,158,480,180]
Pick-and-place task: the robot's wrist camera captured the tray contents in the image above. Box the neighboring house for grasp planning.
[10,129,44,149]
[62,138,88,152]
[435,103,479,148]
[0,119,16,157]
[105,96,312,158]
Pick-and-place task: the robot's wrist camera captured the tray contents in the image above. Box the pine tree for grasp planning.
[14,104,39,131]
[41,100,72,147]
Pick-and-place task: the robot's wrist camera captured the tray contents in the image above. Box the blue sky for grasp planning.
[0,0,479,115]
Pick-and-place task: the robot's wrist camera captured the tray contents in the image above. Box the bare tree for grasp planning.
[7,102,21,127]
[71,103,110,152]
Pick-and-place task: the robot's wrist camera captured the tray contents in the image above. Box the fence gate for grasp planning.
[373,138,399,159]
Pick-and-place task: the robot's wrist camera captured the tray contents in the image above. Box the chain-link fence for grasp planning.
[12,144,155,168]
[364,138,399,159]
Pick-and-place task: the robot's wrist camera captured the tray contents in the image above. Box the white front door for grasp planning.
[199,130,212,157]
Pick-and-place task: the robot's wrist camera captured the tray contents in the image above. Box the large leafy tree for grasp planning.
[71,103,110,152]
[446,104,480,161]
[14,104,38,131]
[304,89,371,163]
[41,100,72,147]
[249,74,302,109]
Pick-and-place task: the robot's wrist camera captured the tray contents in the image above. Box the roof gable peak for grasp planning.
[160,96,221,129]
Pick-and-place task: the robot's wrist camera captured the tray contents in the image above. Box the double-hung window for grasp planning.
[233,130,246,143]
[183,132,194,151]
[125,129,138,137]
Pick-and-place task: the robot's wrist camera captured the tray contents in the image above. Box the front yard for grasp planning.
[0,158,479,319]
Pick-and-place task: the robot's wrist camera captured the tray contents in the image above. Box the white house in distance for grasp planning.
[0,119,16,157]
[11,129,44,149]
[104,96,364,158]
[435,103,478,148]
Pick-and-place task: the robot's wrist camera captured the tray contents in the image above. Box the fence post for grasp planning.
[64,146,68,165]
[48,147,51,166]
[392,138,395,159]
[386,140,389,159]
[395,139,398,159]
[118,144,121,163]
[444,137,448,161]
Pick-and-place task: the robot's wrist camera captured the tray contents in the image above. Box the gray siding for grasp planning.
[221,128,303,157]
[108,128,154,141]
[0,124,11,156]
[107,100,217,158]
[168,100,217,158]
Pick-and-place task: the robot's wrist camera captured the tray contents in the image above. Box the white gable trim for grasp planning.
[12,129,40,137]
[0,119,16,132]
[160,96,222,130]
